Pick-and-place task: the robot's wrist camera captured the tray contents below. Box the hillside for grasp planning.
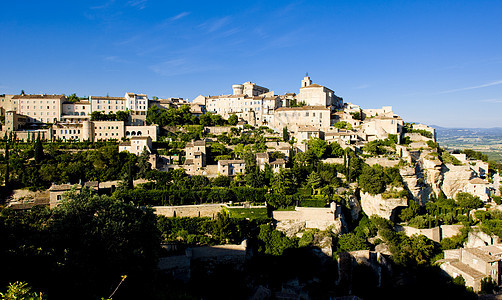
[433,126,502,162]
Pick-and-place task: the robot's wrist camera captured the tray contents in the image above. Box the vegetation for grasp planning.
[0,190,160,299]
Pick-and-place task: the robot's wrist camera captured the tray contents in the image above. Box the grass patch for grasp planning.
[225,207,269,220]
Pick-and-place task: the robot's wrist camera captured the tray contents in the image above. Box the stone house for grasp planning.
[49,183,82,209]
[440,245,502,292]
[295,125,321,143]
[256,152,286,173]
[217,160,245,176]
[184,140,207,175]
[465,178,492,202]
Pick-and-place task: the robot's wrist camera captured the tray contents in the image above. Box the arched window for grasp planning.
[126,131,130,136]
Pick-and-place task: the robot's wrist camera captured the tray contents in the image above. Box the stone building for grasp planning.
[274,106,331,132]
[49,183,81,209]
[297,75,343,108]
[217,160,245,176]
[13,94,66,124]
[119,136,153,156]
[440,245,502,292]
[51,120,158,142]
[184,140,207,175]
[359,114,404,142]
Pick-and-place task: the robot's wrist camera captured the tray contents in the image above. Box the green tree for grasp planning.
[456,192,483,210]
[228,114,238,126]
[282,127,289,142]
[271,168,295,195]
[359,165,386,194]
[338,233,370,252]
[115,110,130,122]
[0,281,45,300]
[137,147,151,178]
[33,134,43,163]
[257,224,297,255]
[199,113,213,126]
[67,93,79,102]
[307,137,328,159]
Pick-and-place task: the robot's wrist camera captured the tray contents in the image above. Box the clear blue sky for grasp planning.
[1,0,501,128]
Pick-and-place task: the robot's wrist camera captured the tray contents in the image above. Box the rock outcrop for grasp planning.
[360,192,407,220]
[440,164,474,199]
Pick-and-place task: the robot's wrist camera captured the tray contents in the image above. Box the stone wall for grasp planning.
[273,203,342,236]
[153,204,224,218]
[398,226,441,242]
[397,224,462,242]
[365,157,400,168]
[204,126,232,134]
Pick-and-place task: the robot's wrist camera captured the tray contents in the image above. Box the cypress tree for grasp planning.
[34,133,43,163]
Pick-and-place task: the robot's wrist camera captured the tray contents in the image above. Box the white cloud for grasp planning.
[438,80,502,94]
[150,59,216,76]
[170,12,190,21]
[90,0,115,10]
[480,99,502,103]
[127,0,147,10]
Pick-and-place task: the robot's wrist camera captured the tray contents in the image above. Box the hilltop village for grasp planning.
[1,76,502,299]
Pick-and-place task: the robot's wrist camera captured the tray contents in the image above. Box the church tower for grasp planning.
[301,73,312,87]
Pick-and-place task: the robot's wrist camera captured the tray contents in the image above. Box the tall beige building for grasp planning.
[274,106,331,131]
[297,75,343,108]
[14,94,65,123]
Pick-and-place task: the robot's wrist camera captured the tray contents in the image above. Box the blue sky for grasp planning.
[1,0,501,128]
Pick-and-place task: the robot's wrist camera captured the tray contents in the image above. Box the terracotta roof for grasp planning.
[131,136,151,140]
[465,248,500,263]
[184,159,194,165]
[256,152,269,159]
[299,84,334,92]
[275,106,329,111]
[119,141,131,146]
[90,96,125,100]
[449,261,485,279]
[13,94,65,99]
[469,178,488,184]
[49,183,81,191]
[193,140,206,146]
[218,160,245,166]
[271,159,286,165]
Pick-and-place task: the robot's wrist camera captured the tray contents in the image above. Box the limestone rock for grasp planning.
[346,195,362,221]
[275,220,306,238]
[360,192,407,220]
[441,164,474,199]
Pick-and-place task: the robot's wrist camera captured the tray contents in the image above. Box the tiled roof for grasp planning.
[90,96,125,100]
[469,178,488,184]
[218,160,245,166]
[449,261,485,279]
[465,248,500,263]
[49,183,81,191]
[12,94,65,99]
[275,106,329,111]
